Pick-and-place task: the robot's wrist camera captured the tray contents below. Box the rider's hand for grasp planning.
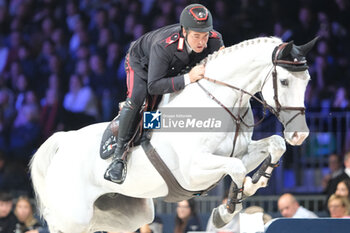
[189,64,205,83]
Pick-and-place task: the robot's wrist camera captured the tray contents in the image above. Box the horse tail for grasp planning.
[29,131,64,218]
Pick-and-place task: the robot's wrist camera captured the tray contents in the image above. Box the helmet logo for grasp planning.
[189,6,208,21]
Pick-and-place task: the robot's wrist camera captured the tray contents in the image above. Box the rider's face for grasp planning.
[183,29,209,53]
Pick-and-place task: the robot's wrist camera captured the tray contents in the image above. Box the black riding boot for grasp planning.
[104,99,139,184]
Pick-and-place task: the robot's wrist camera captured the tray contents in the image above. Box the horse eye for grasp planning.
[280,79,289,86]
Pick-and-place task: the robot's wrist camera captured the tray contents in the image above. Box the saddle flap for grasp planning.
[100,118,119,160]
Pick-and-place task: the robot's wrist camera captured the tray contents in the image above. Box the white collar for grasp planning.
[185,39,192,54]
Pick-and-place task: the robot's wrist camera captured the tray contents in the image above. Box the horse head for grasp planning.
[261,37,318,145]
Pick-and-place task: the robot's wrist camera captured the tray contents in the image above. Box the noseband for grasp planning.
[271,43,306,126]
[197,43,307,155]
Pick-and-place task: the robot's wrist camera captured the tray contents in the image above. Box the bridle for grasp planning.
[270,43,306,125]
[197,42,307,156]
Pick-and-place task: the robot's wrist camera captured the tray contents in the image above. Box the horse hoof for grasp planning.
[212,207,227,229]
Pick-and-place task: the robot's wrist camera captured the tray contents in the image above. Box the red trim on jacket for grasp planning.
[171,77,177,92]
[126,55,135,98]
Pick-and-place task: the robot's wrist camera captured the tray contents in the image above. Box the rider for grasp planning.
[104,3,224,184]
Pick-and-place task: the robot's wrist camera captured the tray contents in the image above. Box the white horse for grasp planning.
[30,37,316,233]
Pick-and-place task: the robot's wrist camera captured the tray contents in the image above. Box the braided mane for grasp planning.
[200,37,282,65]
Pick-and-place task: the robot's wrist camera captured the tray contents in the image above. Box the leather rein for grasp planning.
[197,43,306,156]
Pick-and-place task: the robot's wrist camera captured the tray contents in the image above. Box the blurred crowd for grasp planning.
[0,0,349,196]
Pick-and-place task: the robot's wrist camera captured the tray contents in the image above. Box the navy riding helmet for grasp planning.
[180,4,213,32]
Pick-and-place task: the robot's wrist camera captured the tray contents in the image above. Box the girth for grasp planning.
[141,139,221,202]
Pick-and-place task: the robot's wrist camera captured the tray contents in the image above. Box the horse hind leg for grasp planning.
[212,202,242,229]
[211,181,244,228]
[212,168,245,228]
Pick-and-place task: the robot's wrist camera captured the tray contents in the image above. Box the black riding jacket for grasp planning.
[127,24,224,95]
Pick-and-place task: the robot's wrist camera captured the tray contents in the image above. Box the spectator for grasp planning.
[41,17,56,41]
[36,39,56,80]
[316,11,332,40]
[89,54,114,121]
[63,73,98,119]
[94,27,113,57]
[65,0,81,33]
[75,59,91,86]
[62,73,98,129]
[106,3,122,43]
[17,43,36,83]
[0,192,18,233]
[105,42,125,102]
[310,39,338,91]
[293,6,318,44]
[278,193,318,218]
[0,4,10,36]
[122,13,137,43]
[7,61,22,90]
[174,199,202,233]
[0,87,15,152]
[68,15,88,54]
[88,8,109,45]
[105,42,122,75]
[330,0,350,29]
[0,159,31,195]
[328,194,350,218]
[273,20,293,42]
[51,28,69,62]
[14,196,42,232]
[333,151,350,189]
[14,74,30,111]
[323,153,343,196]
[40,88,62,141]
[333,87,349,109]
[0,151,6,188]
[335,179,350,201]
[0,40,9,75]
[45,73,63,98]
[9,102,41,163]
[5,30,22,68]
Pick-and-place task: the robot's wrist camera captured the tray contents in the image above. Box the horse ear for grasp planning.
[280,40,294,58]
[297,36,319,56]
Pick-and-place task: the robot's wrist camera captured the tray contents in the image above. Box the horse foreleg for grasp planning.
[185,153,247,190]
[242,135,286,197]
[188,154,245,227]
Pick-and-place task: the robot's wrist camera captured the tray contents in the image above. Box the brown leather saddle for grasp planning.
[99,114,149,160]
[99,95,158,160]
